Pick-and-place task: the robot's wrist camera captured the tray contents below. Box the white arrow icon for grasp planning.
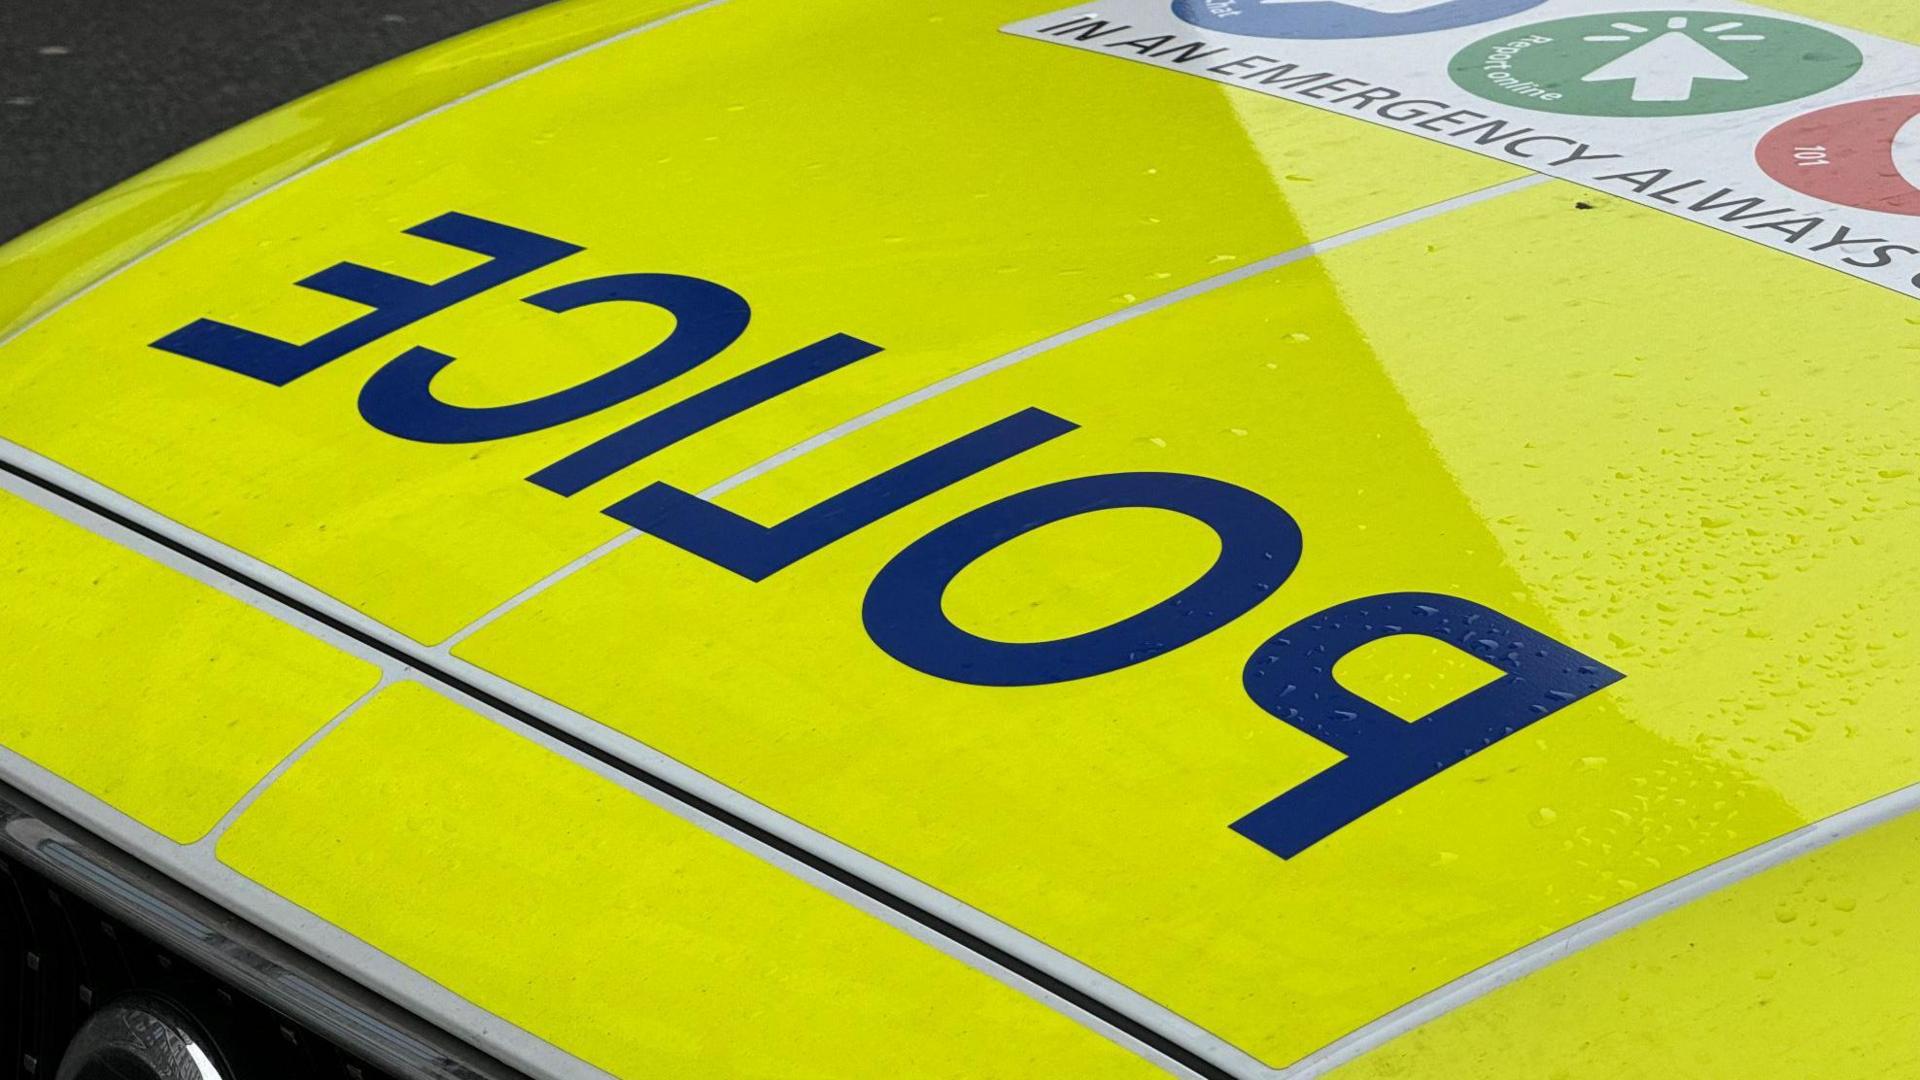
[1582,29,1750,102]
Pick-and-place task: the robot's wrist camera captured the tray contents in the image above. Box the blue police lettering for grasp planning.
[151,210,1624,857]
[864,471,1301,686]
[1233,594,1623,858]
[152,212,580,386]
[610,409,1075,581]
[358,272,750,442]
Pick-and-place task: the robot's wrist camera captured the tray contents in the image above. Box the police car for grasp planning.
[3,0,1918,1076]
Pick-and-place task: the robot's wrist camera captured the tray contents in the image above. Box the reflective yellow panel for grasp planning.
[0,0,1518,644]
[460,178,1919,1066]
[1335,808,1920,1079]
[0,491,378,842]
[215,681,1168,1079]
[1767,0,1920,40]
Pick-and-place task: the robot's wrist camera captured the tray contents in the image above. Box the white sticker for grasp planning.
[1005,1,1920,298]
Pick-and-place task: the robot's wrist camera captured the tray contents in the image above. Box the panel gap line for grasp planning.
[0,451,1249,1080]
[190,675,398,853]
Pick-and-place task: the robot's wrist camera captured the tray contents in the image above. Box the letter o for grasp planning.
[862,471,1302,686]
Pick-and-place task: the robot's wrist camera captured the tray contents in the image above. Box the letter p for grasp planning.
[1232,593,1622,859]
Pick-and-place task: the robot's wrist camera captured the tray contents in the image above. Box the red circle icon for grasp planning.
[1757,95,1920,217]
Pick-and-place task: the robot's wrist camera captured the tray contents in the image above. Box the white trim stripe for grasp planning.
[0,167,1564,1078]
[1285,775,1920,1077]
[0,442,1235,1076]
[0,465,1206,1079]
[0,175,1558,1080]
[192,676,395,851]
[0,470,611,1080]
[0,740,621,1080]
[0,7,1715,1065]
[5,145,1901,1076]
[438,175,1552,653]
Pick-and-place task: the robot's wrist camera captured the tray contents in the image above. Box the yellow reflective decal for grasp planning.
[457,178,1920,1065]
[215,681,1168,1079]
[1334,808,1920,1079]
[0,0,1517,644]
[1767,0,1920,40]
[0,490,377,842]
[2,0,1919,1069]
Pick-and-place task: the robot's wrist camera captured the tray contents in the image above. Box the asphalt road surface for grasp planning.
[0,1,553,244]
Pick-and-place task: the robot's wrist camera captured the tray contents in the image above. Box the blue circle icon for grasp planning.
[1171,0,1551,39]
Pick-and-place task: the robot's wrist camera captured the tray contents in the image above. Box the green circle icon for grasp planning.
[1449,11,1862,116]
